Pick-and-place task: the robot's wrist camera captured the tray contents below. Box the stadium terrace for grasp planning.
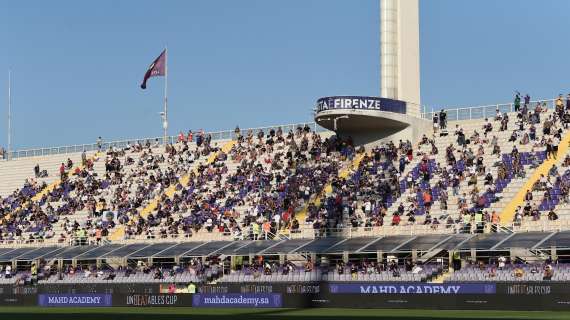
[1,0,570,315]
[0,92,568,312]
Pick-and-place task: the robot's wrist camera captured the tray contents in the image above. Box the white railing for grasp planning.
[316,224,460,238]
[510,219,570,233]
[1,97,562,160]
[0,238,69,248]
[0,221,563,251]
[1,121,327,160]
[420,98,557,122]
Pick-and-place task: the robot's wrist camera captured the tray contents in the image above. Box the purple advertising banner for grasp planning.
[192,293,282,308]
[38,294,112,307]
[329,283,496,295]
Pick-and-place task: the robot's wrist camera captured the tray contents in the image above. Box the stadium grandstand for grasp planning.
[3,0,570,318]
[1,93,570,287]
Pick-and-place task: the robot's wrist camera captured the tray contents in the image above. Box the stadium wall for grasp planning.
[1,282,570,310]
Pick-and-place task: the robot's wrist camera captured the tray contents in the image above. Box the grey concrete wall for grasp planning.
[315,109,430,148]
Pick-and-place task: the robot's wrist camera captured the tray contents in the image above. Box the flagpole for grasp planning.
[163,46,168,145]
[7,69,11,161]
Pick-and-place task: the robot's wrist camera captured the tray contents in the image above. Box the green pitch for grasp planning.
[0,307,569,320]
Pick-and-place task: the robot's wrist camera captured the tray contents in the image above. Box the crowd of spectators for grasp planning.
[451,256,557,282]
[1,93,570,244]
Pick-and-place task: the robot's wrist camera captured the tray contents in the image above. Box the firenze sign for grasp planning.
[329,283,496,295]
[315,96,407,114]
[38,294,112,307]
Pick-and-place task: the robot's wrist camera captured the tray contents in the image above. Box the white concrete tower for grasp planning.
[380,0,421,115]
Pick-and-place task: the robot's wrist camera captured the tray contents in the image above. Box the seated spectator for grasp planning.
[282,260,294,275]
[494,109,502,121]
[411,264,423,274]
[337,262,345,275]
[350,264,358,279]
[484,172,493,185]
[543,264,554,281]
[513,266,524,278]
[154,268,164,280]
[498,256,506,270]
[520,133,529,145]
[549,164,559,177]
[103,272,116,281]
[304,258,313,272]
[391,267,400,278]
[563,155,570,167]
[548,210,558,221]
[391,214,401,226]
[5,265,11,279]
[482,119,492,134]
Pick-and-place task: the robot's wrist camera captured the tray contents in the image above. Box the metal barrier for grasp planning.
[317,224,460,238]
[420,98,557,122]
[2,122,328,160]
[1,221,566,249]
[1,97,560,160]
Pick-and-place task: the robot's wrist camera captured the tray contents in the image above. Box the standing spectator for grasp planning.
[31,263,37,284]
[81,150,87,167]
[34,164,41,178]
[514,92,521,112]
[196,131,203,147]
[177,131,186,143]
[556,94,564,111]
[491,211,500,226]
[552,135,560,159]
[96,136,103,151]
[439,109,447,129]
[433,113,439,133]
[524,189,533,202]
[59,163,66,180]
[234,126,241,140]
[546,138,553,160]
[95,228,102,245]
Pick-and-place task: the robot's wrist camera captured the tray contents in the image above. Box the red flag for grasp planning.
[140,50,166,89]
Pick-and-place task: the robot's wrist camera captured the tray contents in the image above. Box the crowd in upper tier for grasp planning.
[0,93,570,244]
[308,93,570,234]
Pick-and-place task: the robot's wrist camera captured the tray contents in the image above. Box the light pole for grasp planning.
[7,69,11,161]
[159,112,167,144]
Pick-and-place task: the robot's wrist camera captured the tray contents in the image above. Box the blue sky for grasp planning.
[0,0,568,149]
